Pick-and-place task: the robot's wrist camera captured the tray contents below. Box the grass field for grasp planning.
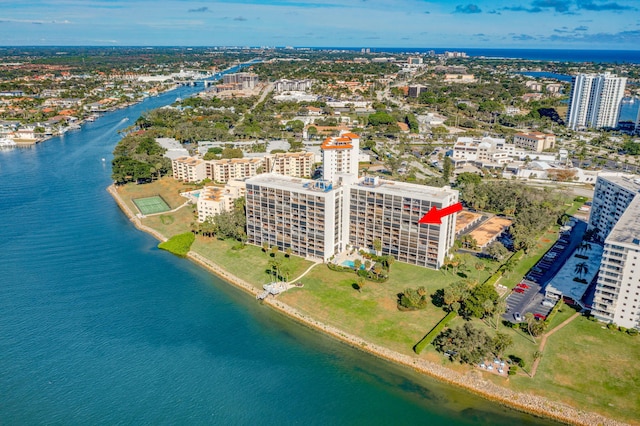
[116,177,193,213]
[133,195,171,215]
[191,237,314,291]
[510,315,640,423]
[279,254,498,356]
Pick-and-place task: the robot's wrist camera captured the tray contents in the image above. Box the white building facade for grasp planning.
[244,133,459,268]
[566,73,626,130]
[589,174,640,329]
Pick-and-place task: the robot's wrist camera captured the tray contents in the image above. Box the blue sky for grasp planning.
[0,0,639,49]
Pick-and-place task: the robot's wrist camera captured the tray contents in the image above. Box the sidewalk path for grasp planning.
[289,260,322,283]
[531,311,582,377]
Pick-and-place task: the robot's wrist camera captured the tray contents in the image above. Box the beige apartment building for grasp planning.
[197,180,246,223]
[172,156,206,182]
[589,174,640,329]
[264,152,314,178]
[205,158,263,183]
[513,131,556,152]
[349,177,458,269]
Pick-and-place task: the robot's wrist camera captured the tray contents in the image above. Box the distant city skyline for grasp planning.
[0,0,639,49]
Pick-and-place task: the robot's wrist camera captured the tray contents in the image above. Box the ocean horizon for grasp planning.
[302,47,640,63]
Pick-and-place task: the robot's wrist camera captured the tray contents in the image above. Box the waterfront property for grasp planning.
[172,156,206,182]
[245,133,459,269]
[246,174,343,261]
[349,176,458,269]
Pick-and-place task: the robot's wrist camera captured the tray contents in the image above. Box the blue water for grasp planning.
[0,72,555,424]
[514,71,572,82]
[341,260,366,270]
[312,47,640,63]
[619,98,640,123]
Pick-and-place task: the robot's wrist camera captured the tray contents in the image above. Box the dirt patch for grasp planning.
[379,296,399,312]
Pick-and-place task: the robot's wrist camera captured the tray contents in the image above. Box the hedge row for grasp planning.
[327,263,353,273]
[413,310,457,354]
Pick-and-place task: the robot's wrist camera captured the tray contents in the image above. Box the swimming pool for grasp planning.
[341,260,365,269]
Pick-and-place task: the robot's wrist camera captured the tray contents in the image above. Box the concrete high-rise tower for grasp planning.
[321,133,360,186]
[566,72,626,130]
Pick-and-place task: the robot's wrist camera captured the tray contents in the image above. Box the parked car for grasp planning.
[514,312,523,322]
[542,299,555,307]
[514,288,525,293]
[517,283,530,289]
[534,313,547,320]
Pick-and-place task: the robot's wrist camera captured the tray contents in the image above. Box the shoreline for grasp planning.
[107,183,628,426]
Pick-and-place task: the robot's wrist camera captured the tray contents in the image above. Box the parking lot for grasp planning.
[503,219,587,323]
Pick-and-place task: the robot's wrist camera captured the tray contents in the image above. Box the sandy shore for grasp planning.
[108,184,628,426]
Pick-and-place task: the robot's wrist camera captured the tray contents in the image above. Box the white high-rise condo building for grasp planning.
[244,132,459,269]
[566,73,626,130]
[589,174,640,329]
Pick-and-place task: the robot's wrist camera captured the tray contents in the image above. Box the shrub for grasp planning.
[543,299,563,326]
[398,287,429,311]
[158,232,195,257]
[414,311,457,354]
[327,263,353,273]
[508,366,518,375]
[607,323,617,330]
[627,328,638,336]
[618,326,627,333]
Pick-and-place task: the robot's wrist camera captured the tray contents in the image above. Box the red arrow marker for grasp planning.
[418,202,463,224]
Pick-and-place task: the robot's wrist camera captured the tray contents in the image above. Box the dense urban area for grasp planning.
[3,47,640,425]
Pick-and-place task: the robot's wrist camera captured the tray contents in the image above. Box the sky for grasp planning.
[0,0,639,49]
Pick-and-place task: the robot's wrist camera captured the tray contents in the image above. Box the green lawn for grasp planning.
[279,254,498,355]
[191,237,314,290]
[143,207,195,236]
[116,177,192,213]
[509,315,640,424]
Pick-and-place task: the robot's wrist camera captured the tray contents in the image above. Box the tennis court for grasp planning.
[133,195,171,215]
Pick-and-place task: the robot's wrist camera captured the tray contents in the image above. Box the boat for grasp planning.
[0,138,17,148]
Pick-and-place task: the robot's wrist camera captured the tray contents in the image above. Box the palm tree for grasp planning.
[384,255,394,271]
[373,262,383,278]
[373,238,382,256]
[353,258,362,271]
[524,312,537,343]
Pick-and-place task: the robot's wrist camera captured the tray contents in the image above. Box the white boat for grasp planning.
[0,138,17,148]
